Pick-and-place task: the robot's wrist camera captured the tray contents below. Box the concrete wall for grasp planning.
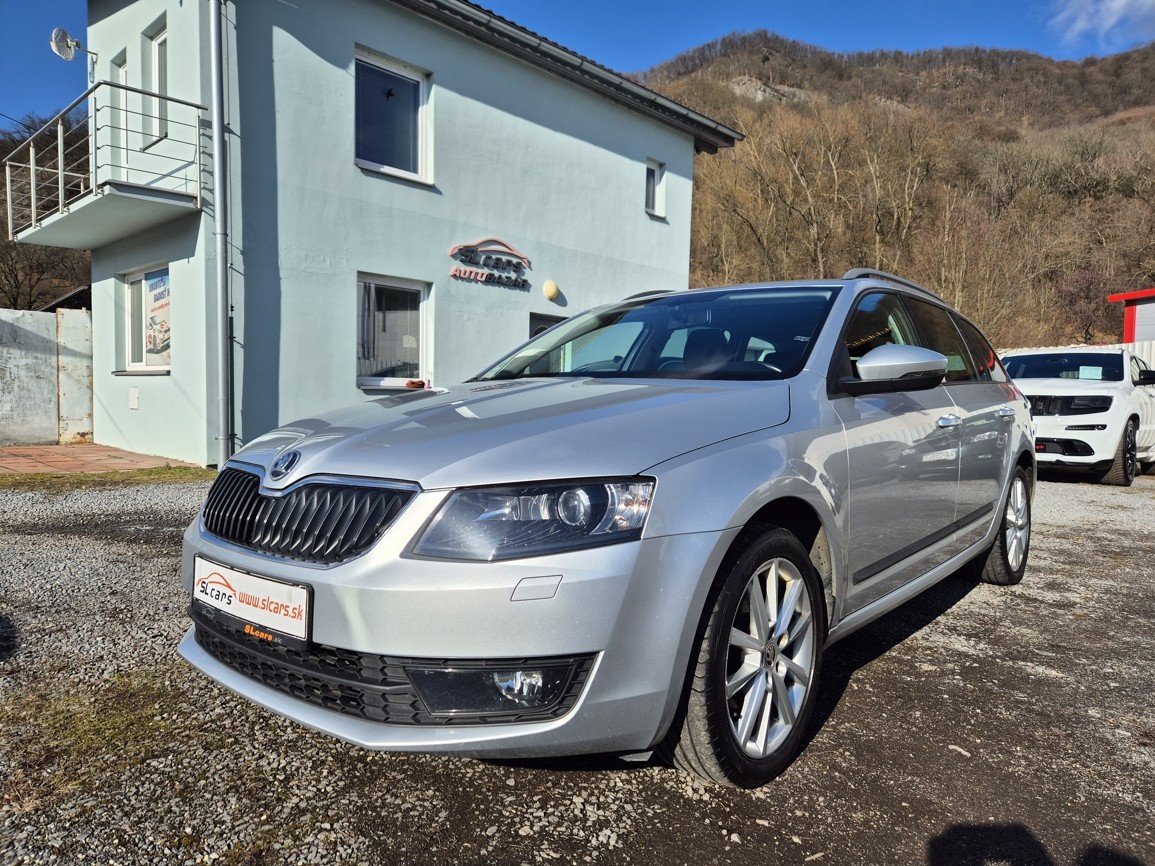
[0,309,93,445]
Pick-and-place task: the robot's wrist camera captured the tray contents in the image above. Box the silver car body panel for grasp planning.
[179,277,1035,757]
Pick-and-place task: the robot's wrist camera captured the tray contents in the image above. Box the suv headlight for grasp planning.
[1069,395,1112,411]
[413,479,654,561]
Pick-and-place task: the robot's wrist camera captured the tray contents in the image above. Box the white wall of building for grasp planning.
[80,0,718,465]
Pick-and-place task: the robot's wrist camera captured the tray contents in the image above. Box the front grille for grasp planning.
[202,467,414,563]
[191,607,594,726]
[1025,395,1108,417]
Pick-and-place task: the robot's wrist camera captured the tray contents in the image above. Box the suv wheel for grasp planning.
[1101,420,1137,487]
[670,526,824,787]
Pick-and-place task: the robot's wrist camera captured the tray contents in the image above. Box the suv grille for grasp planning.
[191,608,594,725]
[202,466,414,564]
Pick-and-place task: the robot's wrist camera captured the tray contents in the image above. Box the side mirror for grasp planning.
[1137,369,1155,386]
[840,344,948,396]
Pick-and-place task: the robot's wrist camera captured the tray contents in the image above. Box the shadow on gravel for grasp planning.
[928,823,1146,866]
[805,570,979,748]
[484,753,654,775]
[1036,468,1103,485]
[0,612,17,663]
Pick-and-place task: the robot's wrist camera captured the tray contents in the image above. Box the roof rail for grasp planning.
[841,268,944,300]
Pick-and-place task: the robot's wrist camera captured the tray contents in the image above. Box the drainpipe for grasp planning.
[210,0,233,467]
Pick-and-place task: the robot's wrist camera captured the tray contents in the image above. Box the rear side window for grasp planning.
[903,297,978,383]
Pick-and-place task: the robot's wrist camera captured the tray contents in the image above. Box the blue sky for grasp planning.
[3,0,1155,128]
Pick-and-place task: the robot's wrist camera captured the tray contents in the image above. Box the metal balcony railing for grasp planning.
[4,81,208,240]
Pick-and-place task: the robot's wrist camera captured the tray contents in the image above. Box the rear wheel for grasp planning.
[1101,420,1137,487]
[969,466,1031,586]
[671,526,825,788]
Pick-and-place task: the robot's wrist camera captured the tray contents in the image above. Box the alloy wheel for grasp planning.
[1004,475,1031,573]
[725,557,818,758]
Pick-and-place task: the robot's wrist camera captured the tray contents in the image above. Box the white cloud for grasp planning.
[1049,0,1155,50]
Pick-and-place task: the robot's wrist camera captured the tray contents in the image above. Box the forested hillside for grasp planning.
[645,31,1155,347]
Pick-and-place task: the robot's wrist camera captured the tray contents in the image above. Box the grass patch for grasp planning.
[0,465,217,492]
[0,669,180,810]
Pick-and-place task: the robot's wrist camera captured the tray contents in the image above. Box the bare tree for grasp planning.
[0,113,90,310]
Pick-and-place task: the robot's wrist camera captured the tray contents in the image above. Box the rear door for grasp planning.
[904,300,1017,552]
[1130,355,1155,456]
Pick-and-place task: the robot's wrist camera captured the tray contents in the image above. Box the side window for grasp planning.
[1131,355,1144,385]
[126,266,171,370]
[842,292,918,373]
[903,298,978,383]
[954,316,1008,383]
[355,52,429,182]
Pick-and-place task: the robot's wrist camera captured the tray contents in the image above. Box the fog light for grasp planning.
[493,670,544,703]
[407,664,573,717]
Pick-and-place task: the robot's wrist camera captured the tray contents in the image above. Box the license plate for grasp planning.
[193,557,310,643]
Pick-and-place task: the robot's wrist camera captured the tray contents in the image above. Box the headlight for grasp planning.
[413,479,654,561]
[1069,395,1112,411]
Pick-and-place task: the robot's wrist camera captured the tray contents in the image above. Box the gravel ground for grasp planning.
[1,473,1153,865]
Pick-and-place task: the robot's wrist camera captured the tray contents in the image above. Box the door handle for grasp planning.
[937,414,961,429]
[997,406,1016,421]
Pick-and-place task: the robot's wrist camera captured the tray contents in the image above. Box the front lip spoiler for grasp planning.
[1035,457,1111,471]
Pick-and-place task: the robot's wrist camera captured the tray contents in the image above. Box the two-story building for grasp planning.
[5,0,740,466]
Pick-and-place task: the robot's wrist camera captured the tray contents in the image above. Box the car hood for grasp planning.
[1012,377,1123,396]
[233,378,792,489]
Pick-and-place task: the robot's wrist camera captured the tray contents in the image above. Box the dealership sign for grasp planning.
[448,238,531,290]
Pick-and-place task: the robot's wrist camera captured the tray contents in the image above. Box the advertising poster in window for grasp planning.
[145,268,171,366]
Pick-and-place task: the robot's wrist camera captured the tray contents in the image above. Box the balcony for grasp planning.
[4,82,208,250]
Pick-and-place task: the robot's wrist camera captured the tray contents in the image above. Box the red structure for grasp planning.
[1107,288,1155,342]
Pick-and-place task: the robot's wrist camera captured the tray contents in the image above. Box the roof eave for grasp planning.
[386,0,743,153]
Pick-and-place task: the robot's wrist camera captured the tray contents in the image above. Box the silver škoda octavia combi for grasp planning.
[180,269,1035,788]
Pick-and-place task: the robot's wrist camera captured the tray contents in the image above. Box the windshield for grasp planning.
[475,287,838,381]
[1002,352,1124,382]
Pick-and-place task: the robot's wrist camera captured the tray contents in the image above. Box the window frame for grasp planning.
[125,265,172,372]
[150,29,168,141]
[644,158,666,218]
[356,275,429,389]
[354,51,431,184]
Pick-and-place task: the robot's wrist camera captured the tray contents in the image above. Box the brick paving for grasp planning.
[0,444,198,474]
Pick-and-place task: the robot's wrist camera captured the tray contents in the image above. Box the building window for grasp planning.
[357,277,426,387]
[127,266,171,369]
[645,159,666,217]
[530,313,566,338]
[355,53,428,181]
[150,29,168,139]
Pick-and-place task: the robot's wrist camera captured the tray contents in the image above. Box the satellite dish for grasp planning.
[50,28,79,62]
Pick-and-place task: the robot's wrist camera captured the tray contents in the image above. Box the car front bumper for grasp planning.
[1031,413,1121,469]
[179,500,736,757]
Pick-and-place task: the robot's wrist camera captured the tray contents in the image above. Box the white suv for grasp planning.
[1002,347,1155,486]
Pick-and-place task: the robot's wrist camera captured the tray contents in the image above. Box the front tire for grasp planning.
[1101,420,1137,487]
[671,526,825,788]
